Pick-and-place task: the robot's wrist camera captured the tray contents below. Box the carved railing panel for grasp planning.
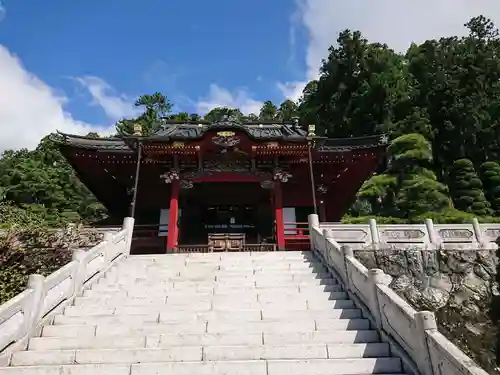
[319,218,499,251]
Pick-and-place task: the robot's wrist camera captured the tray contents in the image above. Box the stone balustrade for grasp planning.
[320,218,500,250]
[309,214,490,375]
[0,218,134,362]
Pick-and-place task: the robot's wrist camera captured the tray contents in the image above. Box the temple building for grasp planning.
[54,118,388,252]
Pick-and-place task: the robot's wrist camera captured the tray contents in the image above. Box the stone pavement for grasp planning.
[1,251,408,374]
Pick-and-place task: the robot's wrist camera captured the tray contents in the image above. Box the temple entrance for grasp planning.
[178,182,274,246]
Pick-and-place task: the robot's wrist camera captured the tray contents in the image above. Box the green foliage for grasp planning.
[448,159,491,216]
[277,100,298,121]
[0,135,107,225]
[341,215,404,224]
[298,29,410,137]
[0,201,102,303]
[203,107,244,122]
[357,134,451,219]
[479,161,500,215]
[116,92,172,135]
[259,101,278,121]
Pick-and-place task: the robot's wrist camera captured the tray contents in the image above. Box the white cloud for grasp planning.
[75,76,141,121]
[196,84,263,115]
[281,0,500,101]
[0,46,114,152]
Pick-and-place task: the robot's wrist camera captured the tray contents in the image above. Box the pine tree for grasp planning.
[448,159,491,216]
[479,161,500,215]
[389,134,451,217]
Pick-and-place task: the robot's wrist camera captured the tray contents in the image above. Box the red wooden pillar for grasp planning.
[274,181,286,250]
[166,180,180,251]
[319,200,327,222]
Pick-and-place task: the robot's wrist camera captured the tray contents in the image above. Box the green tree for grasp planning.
[277,100,298,121]
[203,107,244,122]
[246,113,259,121]
[299,30,410,137]
[259,101,278,121]
[116,93,172,135]
[357,134,451,218]
[407,17,500,176]
[479,161,500,215]
[448,159,491,216]
[0,135,107,224]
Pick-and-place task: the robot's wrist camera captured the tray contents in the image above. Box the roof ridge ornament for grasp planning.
[379,134,389,144]
[308,124,316,137]
[133,124,143,136]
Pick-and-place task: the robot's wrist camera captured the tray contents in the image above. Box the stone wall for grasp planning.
[355,249,498,374]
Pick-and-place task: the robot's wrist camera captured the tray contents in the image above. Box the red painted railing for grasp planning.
[284,222,311,251]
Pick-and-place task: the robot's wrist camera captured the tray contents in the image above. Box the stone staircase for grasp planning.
[1,251,408,374]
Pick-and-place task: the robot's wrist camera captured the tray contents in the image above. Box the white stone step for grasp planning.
[205,343,390,361]
[65,307,264,321]
[64,306,361,322]
[42,322,208,337]
[30,333,262,350]
[53,313,161,326]
[0,363,408,375]
[261,308,362,320]
[10,347,202,366]
[257,291,347,303]
[73,297,167,307]
[10,343,390,366]
[128,359,402,375]
[0,364,131,375]
[64,292,347,316]
[43,316,369,338]
[114,277,339,289]
[73,286,345,306]
[31,330,380,351]
[263,330,381,345]
[102,269,330,282]
[266,358,403,375]
[206,319,370,334]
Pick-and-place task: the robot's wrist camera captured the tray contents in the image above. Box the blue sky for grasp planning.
[0,0,306,125]
[0,0,499,151]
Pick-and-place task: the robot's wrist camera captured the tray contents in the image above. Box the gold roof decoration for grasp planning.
[133,124,143,136]
[308,124,316,137]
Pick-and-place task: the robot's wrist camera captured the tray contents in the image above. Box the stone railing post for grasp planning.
[472,218,486,248]
[414,311,438,375]
[368,269,390,329]
[425,218,440,249]
[308,214,319,250]
[25,274,45,336]
[323,229,333,264]
[341,245,354,291]
[369,218,380,249]
[122,217,135,255]
[103,232,114,264]
[71,249,87,296]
